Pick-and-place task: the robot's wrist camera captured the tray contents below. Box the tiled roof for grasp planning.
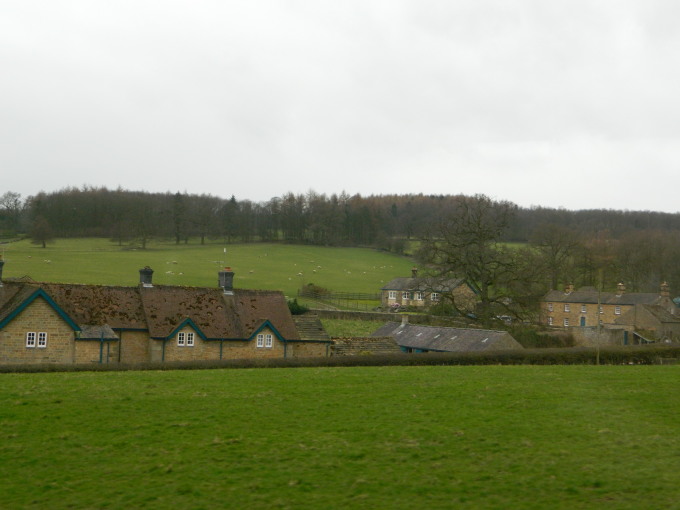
[0,281,300,341]
[544,288,664,306]
[381,276,466,292]
[371,322,523,352]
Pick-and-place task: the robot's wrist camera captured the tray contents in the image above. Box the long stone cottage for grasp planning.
[0,261,330,364]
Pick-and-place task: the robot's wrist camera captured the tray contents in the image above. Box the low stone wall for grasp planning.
[313,310,472,327]
[571,326,624,347]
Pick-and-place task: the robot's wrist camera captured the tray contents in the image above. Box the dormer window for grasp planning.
[177,332,195,347]
[257,334,273,348]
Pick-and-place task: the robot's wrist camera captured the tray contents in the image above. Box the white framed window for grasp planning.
[547,303,553,312]
[37,332,47,348]
[414,291,424,301]
[402,292,411,300]
[26,332,36,348]
[388,291,397,299]
[177,332,185,346]
[599,306,604,314]
[265,334,273,348]
[431,292,440,302]
[615,306,621,315]
[564,304,570,312]
[548,317,553,326]
[581,304,587,313]
[564,318,569,327]
[257,334,264,348]
[186,332,195,346]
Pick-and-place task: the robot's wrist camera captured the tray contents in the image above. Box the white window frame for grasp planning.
[388,290,397,300]
[177,332,186,346]
[431,292,440,302]
[414,291,424,301]
[186,332,195,346]
[265,334,273,348]
[548,317,553,326]
[257,334,264,348]
[26,332,36,348]
[581,304,587,313]
[547,303,553,312]
[564,318,569,327]
[564,304,570,312]
[615,306,621,315]
[402,291,411,301]
[599,306,604,314]
[37,332,47,348]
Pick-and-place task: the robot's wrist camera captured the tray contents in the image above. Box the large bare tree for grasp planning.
[417,194,539,325]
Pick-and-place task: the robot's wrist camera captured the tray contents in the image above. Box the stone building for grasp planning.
[0,261,330,365]
[380,267,478,311]
[541,282,677,329]
[371,317,523,353]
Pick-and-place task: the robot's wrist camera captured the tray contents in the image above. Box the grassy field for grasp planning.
[1,366,679,509]
[0,238,414,298]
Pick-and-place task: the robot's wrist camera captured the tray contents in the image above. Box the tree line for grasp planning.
[2,187,680,299]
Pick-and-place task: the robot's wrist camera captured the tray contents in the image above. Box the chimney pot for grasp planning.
[219,267,235,295]
[139,266,154,287]
[411,267,418,278]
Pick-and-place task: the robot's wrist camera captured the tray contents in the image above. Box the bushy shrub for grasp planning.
[287,298,309,315]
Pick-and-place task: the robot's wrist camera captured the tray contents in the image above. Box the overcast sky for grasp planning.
[2,1,679,212]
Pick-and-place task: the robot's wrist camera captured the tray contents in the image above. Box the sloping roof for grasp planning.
[371,322,523,352]
[544,288,664,306]
[615,304,680,326]
[79,324,119,341]
[381,276,466,292]
[0,281,300,341]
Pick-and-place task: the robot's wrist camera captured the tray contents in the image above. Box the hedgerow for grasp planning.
[1,344,678,373]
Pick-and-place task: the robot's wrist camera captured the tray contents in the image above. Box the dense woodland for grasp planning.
[2,187,680,298]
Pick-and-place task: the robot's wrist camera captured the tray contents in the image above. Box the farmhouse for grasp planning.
[381,267,478,312]
[0,261,331,364]
[542,283,678,328]
[371,318,523,353]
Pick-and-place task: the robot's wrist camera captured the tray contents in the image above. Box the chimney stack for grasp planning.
[401,314,409,326]
[616,282,626,296]
[219,267,235,295]
[139,266,154,288]
[661,281,670,298]
[564,283,574,294]
[411,267,418,278]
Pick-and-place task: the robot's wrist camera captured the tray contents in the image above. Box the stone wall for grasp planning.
[570,326,624,347]
[287,341,330,358]
[120,330,150,364]
[75,340,119,364]
[0,297,75,364]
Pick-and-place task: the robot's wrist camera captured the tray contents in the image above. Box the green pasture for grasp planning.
[0,238,414,298]
[1,366,679,509]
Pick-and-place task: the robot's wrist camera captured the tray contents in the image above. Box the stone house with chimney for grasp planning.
[0,261,331,365]
[381,267,478,312]
[541,282,679,344]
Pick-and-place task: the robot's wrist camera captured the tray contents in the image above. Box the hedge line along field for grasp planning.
[0,238,415,297]
[1,366,679,509]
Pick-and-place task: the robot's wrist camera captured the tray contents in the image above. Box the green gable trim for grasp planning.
[248,320,286,342]
[0,288,80,331]
[162,318,207,341]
